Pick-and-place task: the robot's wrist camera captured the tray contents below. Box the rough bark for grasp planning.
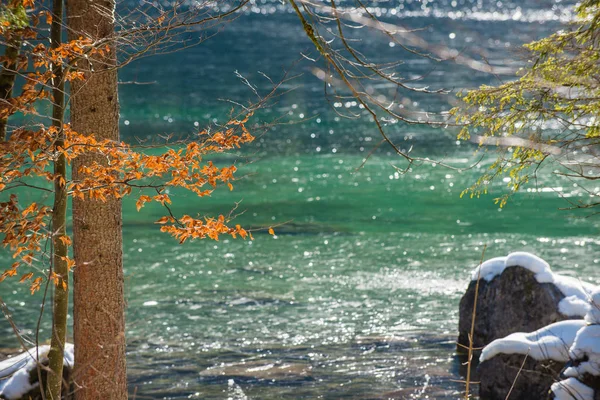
[66,0,127,398]
[0,2,26,141]
[0,39,20,141]
[45,0,69,398]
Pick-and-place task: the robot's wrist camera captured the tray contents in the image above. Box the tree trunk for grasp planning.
[0,39,21,141]
[45,0,68,398]
[66,0,127,398]
[0,1,26,141]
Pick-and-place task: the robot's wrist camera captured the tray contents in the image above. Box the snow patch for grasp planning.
[563,290,600,378]
[569,324,600,362]
[564,361,600,378]
[585,289,600,324]
[480,320,586,363]
[551,378,594,400]
[470,256,506,282]
[559,296,591,317]
[471,252,594,317]
[505,252,553,282]
[0,344,74,400]
[555,275,596,318]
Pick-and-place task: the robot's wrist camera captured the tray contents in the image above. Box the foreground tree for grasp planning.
[452,0,600,209]
[46,0,69,397]
[66,0,127,397]
[0,1,259,398]
[64,1,252,397]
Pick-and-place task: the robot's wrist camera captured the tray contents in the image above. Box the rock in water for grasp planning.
[478,354,562,400]
[458,266,567,352]
[459,252,597,400]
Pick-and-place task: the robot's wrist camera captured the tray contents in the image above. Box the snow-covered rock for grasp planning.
[478,353,564,400]
[480,320,586,363]
[550,288,600,400]
[475,273,600,400]
[477,320,588,399]
[469,252,595,319]
[0,344,74,400]
[458,252,591,352]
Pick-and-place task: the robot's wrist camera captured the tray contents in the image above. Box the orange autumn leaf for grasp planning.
[268,228,275,235]
[61,256,75,271]
[3,268,17,279]
[21,203,37,217]
[58,235,72,246]
[135,195,152,211]
[0,35,256,293]
[19,272,34,283]
[30,277,43,294]
[21,253,34,264]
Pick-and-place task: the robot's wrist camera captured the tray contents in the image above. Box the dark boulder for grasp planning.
[458,266,568,353]
[478,354,562,400]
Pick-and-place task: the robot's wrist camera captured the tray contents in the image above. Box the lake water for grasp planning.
[3,0,600,398]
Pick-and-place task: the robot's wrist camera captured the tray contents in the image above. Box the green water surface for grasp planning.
[1,1,596,398]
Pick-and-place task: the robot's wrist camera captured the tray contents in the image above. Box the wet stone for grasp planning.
[458,266,570,352]
[478,354,562,400]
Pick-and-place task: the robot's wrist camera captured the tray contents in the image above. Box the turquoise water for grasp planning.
[3,1,600,398]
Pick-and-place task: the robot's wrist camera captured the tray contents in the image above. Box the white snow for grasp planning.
[470,256,506,282]
[565,361,600,378]
[585,288,600,324]
[551,378,594,400]
[480,320,586,362]
[556,276,596,318]
[0,343,74,400]
[559,296,591,317]
[505,252,553,282]
[569,324,600,361]
[563,324,600,377]
[470,252,595,318]
[0,366,35,399]
[561,290,600,378]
